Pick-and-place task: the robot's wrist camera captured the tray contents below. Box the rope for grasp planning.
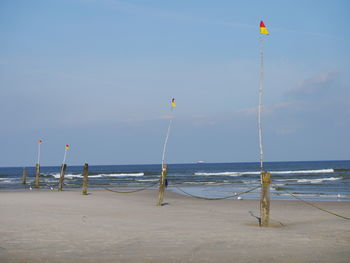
[104,183,158,194]
[271,182,350,221]
[171,184,261,200]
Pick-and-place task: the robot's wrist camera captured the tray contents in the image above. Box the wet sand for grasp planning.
[0,189,349,262]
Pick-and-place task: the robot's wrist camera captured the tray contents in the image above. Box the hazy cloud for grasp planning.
[286,71,339,97]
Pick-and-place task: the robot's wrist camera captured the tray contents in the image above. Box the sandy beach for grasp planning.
[0,189,349,263]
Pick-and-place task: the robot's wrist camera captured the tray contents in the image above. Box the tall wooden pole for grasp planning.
[58,164,67,191]
[82,163,89,195]
[35,163,40,188]
[35,140,43,188]
[58,145,69,191]
[258,33,270,227]
[260,171,271,227]
[258,36,265,173]
[157,164,167,206]
[22,167,27,185]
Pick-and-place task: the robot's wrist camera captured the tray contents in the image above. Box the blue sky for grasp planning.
[1,0,349,166]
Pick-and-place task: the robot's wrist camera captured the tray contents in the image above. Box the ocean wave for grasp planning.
[49,172,144,179]
[274,192,350,198]
[334,168,350,172]
[137,179,158,182]
[0,177,10,181]
[0,178,16,183]
[98,173,144,177]
[175,181,232,186]
[272,169,334,174]
[194,169,334,177]
[297,177,342,184]
[51,173,82,179]
[194,172,260,176]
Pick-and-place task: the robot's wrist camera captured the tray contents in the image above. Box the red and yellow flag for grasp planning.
[260,21,269,35]
[65,144,69,150]
[38,140,43,144]
[171,98,176,107]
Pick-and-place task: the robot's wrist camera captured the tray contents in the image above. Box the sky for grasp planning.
[1,0,350,166]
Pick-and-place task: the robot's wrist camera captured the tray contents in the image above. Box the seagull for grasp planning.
[29,186,32,190]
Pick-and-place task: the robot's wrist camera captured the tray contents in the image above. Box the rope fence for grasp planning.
[271,181,350,221]
[23,165,350,222]
[170,184,261,200]
[104,182,158,194]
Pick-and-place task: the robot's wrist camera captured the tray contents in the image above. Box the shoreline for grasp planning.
[1,187,350,203]
[1,160,349,204]
[1,189,350,262]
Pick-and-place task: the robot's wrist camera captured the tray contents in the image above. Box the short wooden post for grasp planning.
[35,163,40,188]
[82,163,89,195]
[260,171,271,227]
[58,164,67,191]
[157,164,167,206]
[22,167,27,184]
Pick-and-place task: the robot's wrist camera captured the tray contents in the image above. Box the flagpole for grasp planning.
[37,142,41,165]
[258,35,264,173]
[258,21,271,227]
[161,118,173,167]
[59,145,68,191]
[62,147,68,164]
[158,100,175,206]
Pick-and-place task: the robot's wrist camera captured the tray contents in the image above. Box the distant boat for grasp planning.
[197,160,205,164]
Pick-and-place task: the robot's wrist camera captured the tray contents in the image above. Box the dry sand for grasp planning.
[0,189,349,263]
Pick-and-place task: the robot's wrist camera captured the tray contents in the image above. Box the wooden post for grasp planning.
[58,164,67,191]
[157,164,167,206]
[35,163,40,188]
[82,163,89,195]
[260,171,271,227]
[22,167,27,184]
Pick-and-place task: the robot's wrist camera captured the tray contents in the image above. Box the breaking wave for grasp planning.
[297,177,342,184]
[50,172,144,179]
[195,169,334,177]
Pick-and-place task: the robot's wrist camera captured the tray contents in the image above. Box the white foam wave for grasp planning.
[272,169,334,174]
[195,169,334,176]
[138,179,158,182]
[194,172,259,176]
[98,173,144,177]
[180,181,232,185]
[0,177,10,181]
[51,173,82,179]
[51,172,144,179]
[297,177,342,184]
[89,175,103,178]
[0,178,15,183]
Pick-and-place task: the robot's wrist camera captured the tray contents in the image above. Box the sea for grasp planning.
[1,160,349,202]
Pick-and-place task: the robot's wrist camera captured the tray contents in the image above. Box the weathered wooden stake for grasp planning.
[22,167,27,184]
[260,171,271,227]
[35,163,40,188]
[82,163,89,195]
[58,164,67,191]
[157,164,167,206]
